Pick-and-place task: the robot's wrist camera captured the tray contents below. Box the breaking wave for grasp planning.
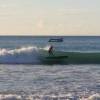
[0,46,43,64]
[0,45,100,64]
[0,93,100,100]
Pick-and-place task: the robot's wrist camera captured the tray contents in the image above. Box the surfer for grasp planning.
[48,45,53,54]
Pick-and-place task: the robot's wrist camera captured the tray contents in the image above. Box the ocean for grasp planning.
[0,36,100,100]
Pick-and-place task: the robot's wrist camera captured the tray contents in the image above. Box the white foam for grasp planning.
[0,46,41,64]
[0,46,38,56]
[0,94,21,100]
[0,93,99,100]
[87,93,100,100]
[43,45,50,51]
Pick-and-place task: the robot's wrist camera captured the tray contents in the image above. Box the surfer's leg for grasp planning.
[50,51,54,55]
[48,51,53,55]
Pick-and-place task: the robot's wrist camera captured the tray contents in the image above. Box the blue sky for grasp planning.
[0,0,100,35]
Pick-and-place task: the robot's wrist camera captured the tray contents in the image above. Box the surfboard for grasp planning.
[46,55,68,59]
[40,50,68,61]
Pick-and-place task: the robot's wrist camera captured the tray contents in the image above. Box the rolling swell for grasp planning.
[0,46,100,64]
[40,50,100,64]
[63,52,100,64]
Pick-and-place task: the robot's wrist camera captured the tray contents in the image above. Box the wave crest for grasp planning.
[0,46,41,64]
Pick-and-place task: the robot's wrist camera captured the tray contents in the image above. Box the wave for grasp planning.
[0,93,99,100]
[0,46,100,64]
[63,52,100,64]
[0,46,42,64]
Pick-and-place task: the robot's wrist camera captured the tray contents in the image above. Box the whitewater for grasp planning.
[0,46,42,64]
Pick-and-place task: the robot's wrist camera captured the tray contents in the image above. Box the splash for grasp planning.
[0,46,41,64]
[0,46,38,56]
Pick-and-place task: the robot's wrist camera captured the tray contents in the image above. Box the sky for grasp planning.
[0,0,100,36]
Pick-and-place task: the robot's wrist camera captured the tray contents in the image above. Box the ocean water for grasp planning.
[0,36,100,100]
